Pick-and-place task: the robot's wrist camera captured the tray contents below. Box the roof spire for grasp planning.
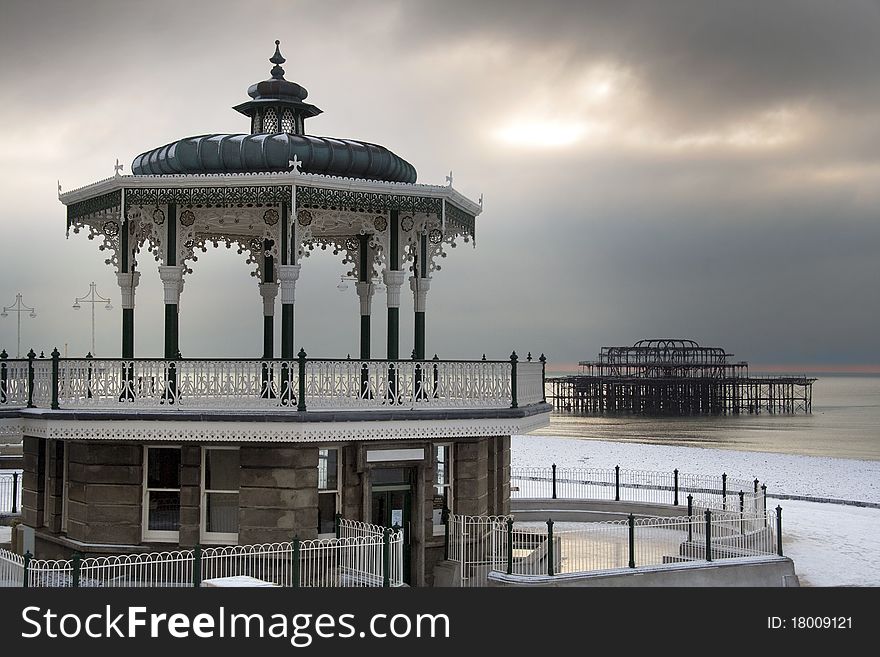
[270,39,286,80]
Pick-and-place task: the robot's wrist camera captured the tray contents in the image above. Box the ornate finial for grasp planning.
[479,193,483,207]
[288,155,302,173]
[114,159,123,176]
[446,170,454,187]
[57,180,62,197]
[270,40,286,80]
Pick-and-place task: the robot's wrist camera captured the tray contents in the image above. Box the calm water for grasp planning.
[536,375,880,461]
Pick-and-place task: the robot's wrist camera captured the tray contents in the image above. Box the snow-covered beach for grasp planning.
[513,435,880,586]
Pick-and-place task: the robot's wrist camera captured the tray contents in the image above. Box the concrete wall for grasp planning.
[487,556,799,587]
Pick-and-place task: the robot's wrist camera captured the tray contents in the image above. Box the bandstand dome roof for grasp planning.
[130,41,417,184]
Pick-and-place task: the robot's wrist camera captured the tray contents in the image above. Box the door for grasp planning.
[370,470,413,584]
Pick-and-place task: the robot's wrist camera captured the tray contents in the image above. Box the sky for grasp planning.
[0,0,878,371]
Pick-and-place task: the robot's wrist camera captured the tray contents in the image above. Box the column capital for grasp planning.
[158,265,185,305]
[258,282,279,316]
[383,269,407,308]
[116,271,141,310]
[355,281,374,316]
[278,264,301,305]
[409,275,431,313]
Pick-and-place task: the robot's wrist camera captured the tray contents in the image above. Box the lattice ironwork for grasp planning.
[125,186,289,209]
[296,186,443,215]
[66,190,122,223]
[444,200,476,239]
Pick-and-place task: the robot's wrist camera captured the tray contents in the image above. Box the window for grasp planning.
[433,444,453,535]
[281,108,295,133]
[142,447,181,542]
[263,107,278,133]
[201,447,240,543]
[251,110,262,134]
[317,447,341,536]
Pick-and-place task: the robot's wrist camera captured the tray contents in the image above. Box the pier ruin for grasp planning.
[548,339,814,415]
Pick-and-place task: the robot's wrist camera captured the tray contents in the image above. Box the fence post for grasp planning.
[506,517,514,575]
[297,348,307,411]
[739,490,745,534]
[628,514,636,569]
[71,551,82,588]
[23,550,31,587]
[721,473,727,510]
[546,518,554,576]
[673,468,679,506]
[687,494,693,542]
[776,506,784,557]
[192,544,202,588]
[0,349,7,404]
[509,351,518,409]
[442,507,450,561]
[615,465,620,501]
[551,463,557,500]
[50,347,60,410]
[335,513,342,539]
[383,527,391,588]
[539,354,547,403]
[761,484,768,527]
[12,471,19,514]
[292,536,301,587]
[26,349,35,408]
[704,509,712,562]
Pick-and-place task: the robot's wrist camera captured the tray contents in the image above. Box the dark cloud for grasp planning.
[0,1,878,369]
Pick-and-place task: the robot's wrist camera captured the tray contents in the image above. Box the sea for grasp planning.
[535,375,880,461]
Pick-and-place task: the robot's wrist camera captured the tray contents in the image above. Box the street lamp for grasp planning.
[1,293,37,358]
[73,282,112,356]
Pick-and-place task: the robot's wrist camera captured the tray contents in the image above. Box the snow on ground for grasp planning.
[513,435,880,504]
[513,435,880,586]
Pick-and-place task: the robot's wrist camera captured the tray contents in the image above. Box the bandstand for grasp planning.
[0,42,550,586]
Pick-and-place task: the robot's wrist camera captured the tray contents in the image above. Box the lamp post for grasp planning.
[1,293,37,358]
[73,282,112,356]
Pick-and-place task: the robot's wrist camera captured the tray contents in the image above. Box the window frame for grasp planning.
[432,443,453,536]
[199,446,240,545]
[141,445,182,543]
[317,445,342,538]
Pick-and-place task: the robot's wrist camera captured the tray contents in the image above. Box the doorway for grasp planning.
[370,468,413,584]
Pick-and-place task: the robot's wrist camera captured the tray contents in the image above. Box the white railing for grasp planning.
[516,361,544,407]
[0,470,23,514]
[0,522,404,588]
[57,359,300,409]
[447,514,509,587]
[31,360,52,408]
[304,359,512,410]
[485,512,779,579]
[36,357,538,412]
[0,548,24,587]
[511,466,763,513]
[0,359,29,407]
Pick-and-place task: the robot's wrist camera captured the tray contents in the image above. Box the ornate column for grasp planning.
[259,282,278,358]
[116,272,140,359]
[410,275,430,361]
[158,265,184,358]
[383,210,404,360]
[278,264,300,359]
[356,282,374,360]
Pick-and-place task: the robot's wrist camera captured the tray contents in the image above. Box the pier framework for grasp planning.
[549,339,814,415]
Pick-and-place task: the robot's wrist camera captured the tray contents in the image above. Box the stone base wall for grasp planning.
[238,445,319,545]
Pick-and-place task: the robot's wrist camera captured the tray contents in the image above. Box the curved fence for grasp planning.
[0,519,403,588]
[511,465,765,514]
